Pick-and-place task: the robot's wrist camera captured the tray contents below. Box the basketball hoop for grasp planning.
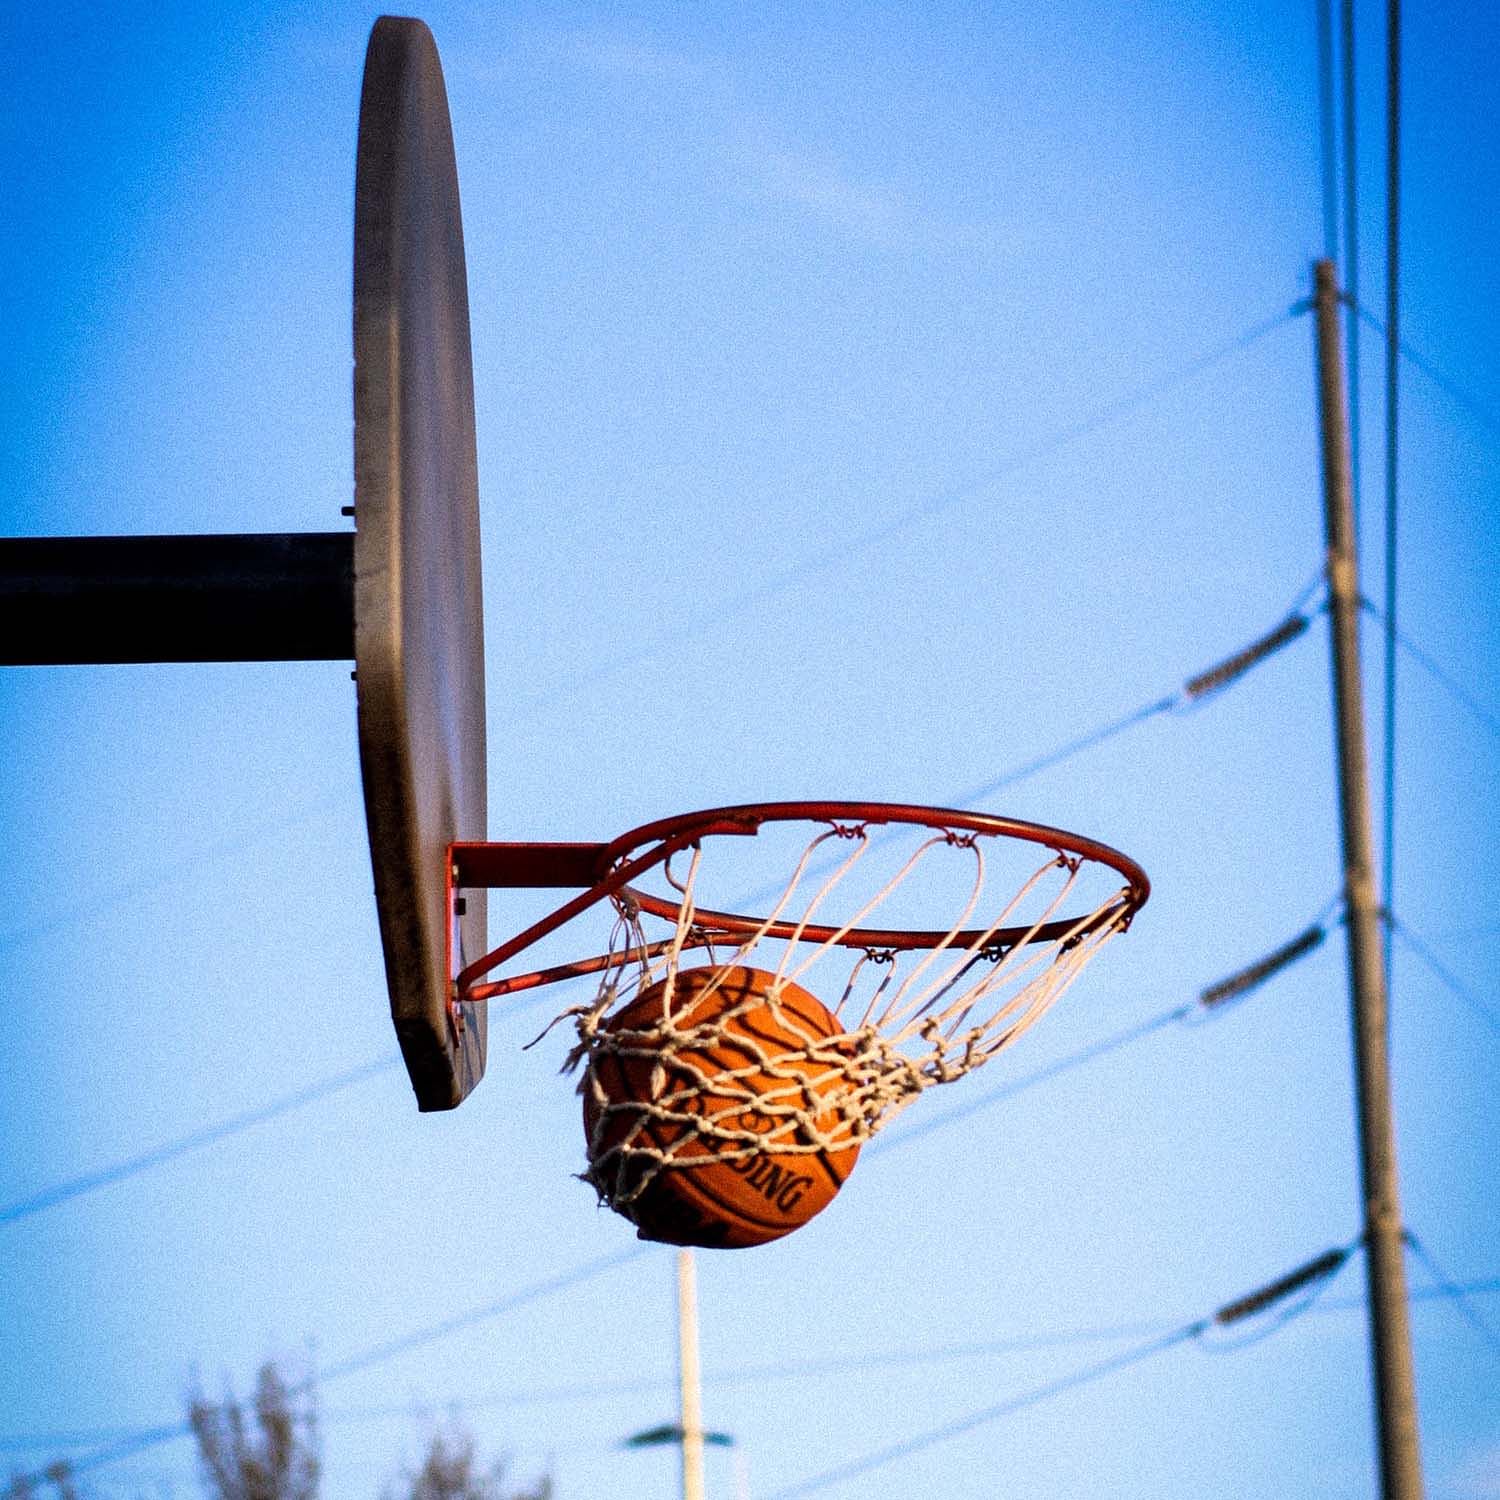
[448,803,1147,1243]
[449,804,1145,1229]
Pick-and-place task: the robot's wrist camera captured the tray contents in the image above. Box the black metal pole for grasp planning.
[1313,258,1424,1500]
[0,533,354,663]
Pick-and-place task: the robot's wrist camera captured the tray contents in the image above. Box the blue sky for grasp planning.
[2,3,1496,1498]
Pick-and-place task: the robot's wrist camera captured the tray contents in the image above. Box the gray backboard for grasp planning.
[353,16,488,1111]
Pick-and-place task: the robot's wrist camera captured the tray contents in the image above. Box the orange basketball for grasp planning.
[582,965,862,1248]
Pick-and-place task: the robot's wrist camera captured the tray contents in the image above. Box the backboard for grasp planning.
[0,16,490,1114]
[353,17,488,1111]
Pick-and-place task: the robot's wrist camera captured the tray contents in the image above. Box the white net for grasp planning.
[562,815,1139,1219]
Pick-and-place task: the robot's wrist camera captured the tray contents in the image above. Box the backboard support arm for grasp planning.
[0,532,354,663]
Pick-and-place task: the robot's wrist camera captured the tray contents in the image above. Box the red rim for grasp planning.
[602,801,1148,952]
[453,801,1149,1003]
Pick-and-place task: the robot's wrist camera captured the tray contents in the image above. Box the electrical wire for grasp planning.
[18,1246,650,1487]
[265,1271,1500,1419]
[1403,1232,1500,1360]
[1327,1276,1500,1313]
[0,788,345,950]
[1316,0,1340,259]
[760,1323,1203,1500]
[1381,0,1401,989]
[2,578,1328,1235]
[945,571,1323,808]
[5,28,1488,1491]
[10,1273,1500,1457]
[1359,597,1500,742]
[0,306,1319,965]
[953,694,1177,804]
[318,1320,1188,1429]
[0,1055,401,1229]
[1341,0,1362,530]
[1387,915,1500,1038]
[510,303,1307,719]
[871,910,1330,1158]
[7,361,1464,1495]
[1350,300,1500,441]
[759,1244,1355,1499]
[1,911,1330,1474]
[864,999,1191,1158]
[675,572,1325,940]
[313,1245,648,1386]
[1421,924,1500,942]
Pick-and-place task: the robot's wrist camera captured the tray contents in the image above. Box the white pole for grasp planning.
[678,1248,706,1500]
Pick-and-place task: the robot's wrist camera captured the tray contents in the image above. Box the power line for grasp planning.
[759,1244,1355,1500]
[0,541,1382,1488]
[1359,597,1500,742]
[243,1271,1500,1415]
[3,577,1327,1235]
[19,1245,650,1487]
[0,1055,401,1229]
[1402,1233,1500,1360]
[10,1272,1500,1456]
[1350,300,1500,442]
[1312,1277,1500,1314]
[1420,924,1500,942]
[761,1324,1202,1500]
[1,913,1332,1472]
[678,573,1325,946]
[954,694,1177,803]
[953,577,1322,809]
[4,810,1343,1492]
[871,913,1330,1158]
[1341,0,1363,530]
[313,1245,649,1386]
[510,303,1307,720]
[326,1320,1188,1428]
[1381,0,1401,991]
[1,981,566,1226]
[0,910,1343,1469]
[1,311,1316,965]
[867,1000,1190,1158]
[0,787,345,950]
[1387,915,1500,1038]
[1316,0,1339,259]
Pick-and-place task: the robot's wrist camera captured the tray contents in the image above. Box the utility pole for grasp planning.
[678,1248,706,1500]
[1312,257,1424,1500]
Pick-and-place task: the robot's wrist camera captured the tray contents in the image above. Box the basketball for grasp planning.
[582,965,863,1248]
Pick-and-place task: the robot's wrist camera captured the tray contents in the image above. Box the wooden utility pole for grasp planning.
[1312,257,1424,1500]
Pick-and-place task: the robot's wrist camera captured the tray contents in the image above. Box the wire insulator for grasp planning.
[1214,1246,1351,1326]
[1183,613,1312,702]
[1198,924,1327,1011]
